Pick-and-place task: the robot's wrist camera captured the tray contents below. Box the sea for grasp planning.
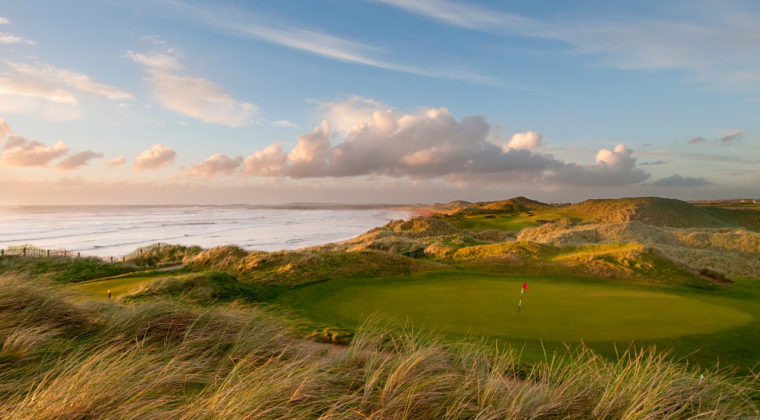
[0,206,414,258]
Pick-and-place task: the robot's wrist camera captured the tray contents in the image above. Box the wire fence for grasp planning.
[0,243,174,263]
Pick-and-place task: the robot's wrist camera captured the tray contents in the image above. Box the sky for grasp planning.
[0,0,758,205]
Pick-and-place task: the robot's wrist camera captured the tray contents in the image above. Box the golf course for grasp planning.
[275,271,752,342]
[2,196,760,417]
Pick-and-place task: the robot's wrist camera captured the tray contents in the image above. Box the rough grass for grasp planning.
[126,243,202,266]
[189,247,444,286]
[120,271,273,303]
[0,255,137,283]
[0,275,757,419]
[519,221,760,278]
[441,241,714,288]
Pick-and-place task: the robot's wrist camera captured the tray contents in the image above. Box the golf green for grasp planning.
[277,271,752,342]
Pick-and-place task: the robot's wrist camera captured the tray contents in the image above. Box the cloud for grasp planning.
[286,120,333,177]
[373,0,534,32]
[106,157,126,168]
[505,131,542,151]
[652,174,711,187]
[239,97,648,188]
[0,16,8,24]
[0,118,11,140]
[128,49,257,127]
[6,61,132,100]
[271,120,297,128]
[319,96,387,134]
[719,129,747,143]
[126,50,182,71]
[1,136,69,167]
[375,0,760,90]
[133,144,177,171]
[55,150,103,170]
[0,32,35,45]
[189,153,243,177]
[639,160,666,166]
[546,144,650,186]
[688,136,706,144]
[141,34,167,45]
[244,141,288,176]
[244,98,561,179]
[166,1,500,85]
[0,78,77,105]
[0,77,82,121]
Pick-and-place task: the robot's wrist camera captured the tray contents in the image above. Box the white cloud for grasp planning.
[376,0,760,90]
[244,141,288,176]
[189,153,243,177]
[128,49,257,127]
[56,150,103,170]
[133,144,177,171]
[141,34,167,45]
[0,78,82,121]
[168,1,500,85]
[0,16,9,24]
[126,50,182,72]
[105,157,126,168]
[546,144,650,186]
[0,118,11,141]
[1,136,69,167]
[504,131,542,151]
[271,120,297,128]
[319,96,387,134]
[6,61,132,100]
[286,120,333,176]
[0,32,35,45]
[373,0,535,32]
[244,98,561,179]
[0,78,77,105]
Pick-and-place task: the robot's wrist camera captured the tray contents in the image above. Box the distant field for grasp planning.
[275,270,760,366]
[447,213,541,232]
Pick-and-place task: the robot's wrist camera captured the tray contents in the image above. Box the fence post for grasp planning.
[110,256,113,263]
[63,249,67,257]
[47,249,50,257]
[122,256,125,262]
[77,252,81,258]
[23,247,27,256]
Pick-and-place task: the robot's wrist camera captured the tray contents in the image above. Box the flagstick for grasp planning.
[517,287,524,318]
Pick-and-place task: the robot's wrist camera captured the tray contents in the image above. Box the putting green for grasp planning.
[278,271,752,341]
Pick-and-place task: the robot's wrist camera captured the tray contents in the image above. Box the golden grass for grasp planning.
[2,275,756,418]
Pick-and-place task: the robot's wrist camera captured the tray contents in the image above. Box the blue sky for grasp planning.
[0,0,758,204]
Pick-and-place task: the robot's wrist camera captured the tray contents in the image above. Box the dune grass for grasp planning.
[0,255,137,283]
[1,275,757,418]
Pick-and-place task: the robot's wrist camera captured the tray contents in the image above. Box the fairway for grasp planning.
[277,271,752,342]
[70,272,178,299]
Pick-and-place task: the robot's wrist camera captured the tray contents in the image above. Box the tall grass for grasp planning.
[1,276,757,419]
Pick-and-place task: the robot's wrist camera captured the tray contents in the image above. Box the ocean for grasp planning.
[0,206,413,257]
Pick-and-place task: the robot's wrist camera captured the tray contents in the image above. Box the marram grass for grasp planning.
[0,276,757,419]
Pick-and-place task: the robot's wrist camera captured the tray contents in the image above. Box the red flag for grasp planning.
[522,282,528,290]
